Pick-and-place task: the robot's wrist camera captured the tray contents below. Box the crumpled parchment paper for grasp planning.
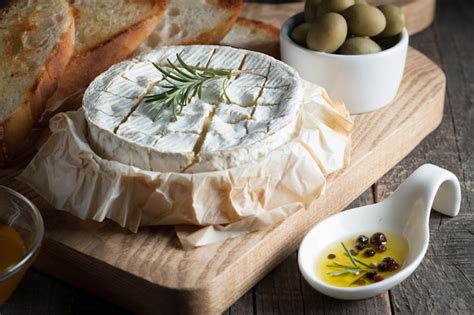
[19,81,352,249]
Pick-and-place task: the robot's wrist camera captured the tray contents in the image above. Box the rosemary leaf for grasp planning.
[328,268,363,277]
[344,254,375,269]
[341,242,358,268]
[326,262,358,269]
[152,62,185,82]
[167,58,195,80]
[177,53,198,74]
[327,271,350,277]
[222,78,232,103]
[197,82,203,99]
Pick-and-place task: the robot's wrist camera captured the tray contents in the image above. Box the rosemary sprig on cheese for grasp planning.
[144,53,234,121]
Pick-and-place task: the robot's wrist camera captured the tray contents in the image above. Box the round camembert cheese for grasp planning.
[83,45,304,173]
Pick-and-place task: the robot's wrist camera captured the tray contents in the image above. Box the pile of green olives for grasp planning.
[292,0,405,55]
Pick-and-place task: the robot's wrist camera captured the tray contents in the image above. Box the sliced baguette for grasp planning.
[220,17,280,58]
[0,0,75,164]
[136,0,243,53]
[44,0,167,115]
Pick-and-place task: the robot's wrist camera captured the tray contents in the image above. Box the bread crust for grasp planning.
[221,17,280,58]
[45,0,167,114]
[177,14,239,45]
[235,17,280,38]
[218,0,243,10]
[173,0,242,45]
[0,6,75,166]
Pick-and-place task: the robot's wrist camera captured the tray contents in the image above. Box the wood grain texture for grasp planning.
[241,0,436,35]
[0,47,445,314]
[0,269,127,315]
[377,0,474,313]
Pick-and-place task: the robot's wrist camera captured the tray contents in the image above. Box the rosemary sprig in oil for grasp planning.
[342,241,358,268]
[326,242,376,277]
[144,53,234,121]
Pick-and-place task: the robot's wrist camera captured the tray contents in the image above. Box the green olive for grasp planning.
[304,0,322,22]
[316,0,355,15]
[291,23,311,46]
[338,37,382,54]
[378,4,405,37]
[306,13,348,53]
[343,4,387,37]
[354,0,367,3]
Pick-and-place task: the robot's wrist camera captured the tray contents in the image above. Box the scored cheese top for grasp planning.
[83,45,304,173]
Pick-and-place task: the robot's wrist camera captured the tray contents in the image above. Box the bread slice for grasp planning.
[136,0,243,53]
[0,0,75,164]
[220,17,280,58]
[44,0,167,115]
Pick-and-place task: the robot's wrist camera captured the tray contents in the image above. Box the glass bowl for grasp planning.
[0,186,44,304]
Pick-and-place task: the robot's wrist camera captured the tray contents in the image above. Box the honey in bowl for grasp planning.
[316,231,408,287]
[0,225,27,303]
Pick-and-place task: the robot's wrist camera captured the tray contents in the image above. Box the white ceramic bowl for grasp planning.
[281,13,409,114]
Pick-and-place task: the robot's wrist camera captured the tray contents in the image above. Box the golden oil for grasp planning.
[0,225,27,303]
[316,231,408,287]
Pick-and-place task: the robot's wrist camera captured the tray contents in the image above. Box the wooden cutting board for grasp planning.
[2,49,445,314]
[0,2,442,315]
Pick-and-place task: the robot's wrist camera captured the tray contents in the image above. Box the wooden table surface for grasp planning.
[1,0,473,314]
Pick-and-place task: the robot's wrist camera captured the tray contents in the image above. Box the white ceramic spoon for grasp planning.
[298,164,461,300]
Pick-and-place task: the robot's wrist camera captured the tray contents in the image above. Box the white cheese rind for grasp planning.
[83,45,304,173]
